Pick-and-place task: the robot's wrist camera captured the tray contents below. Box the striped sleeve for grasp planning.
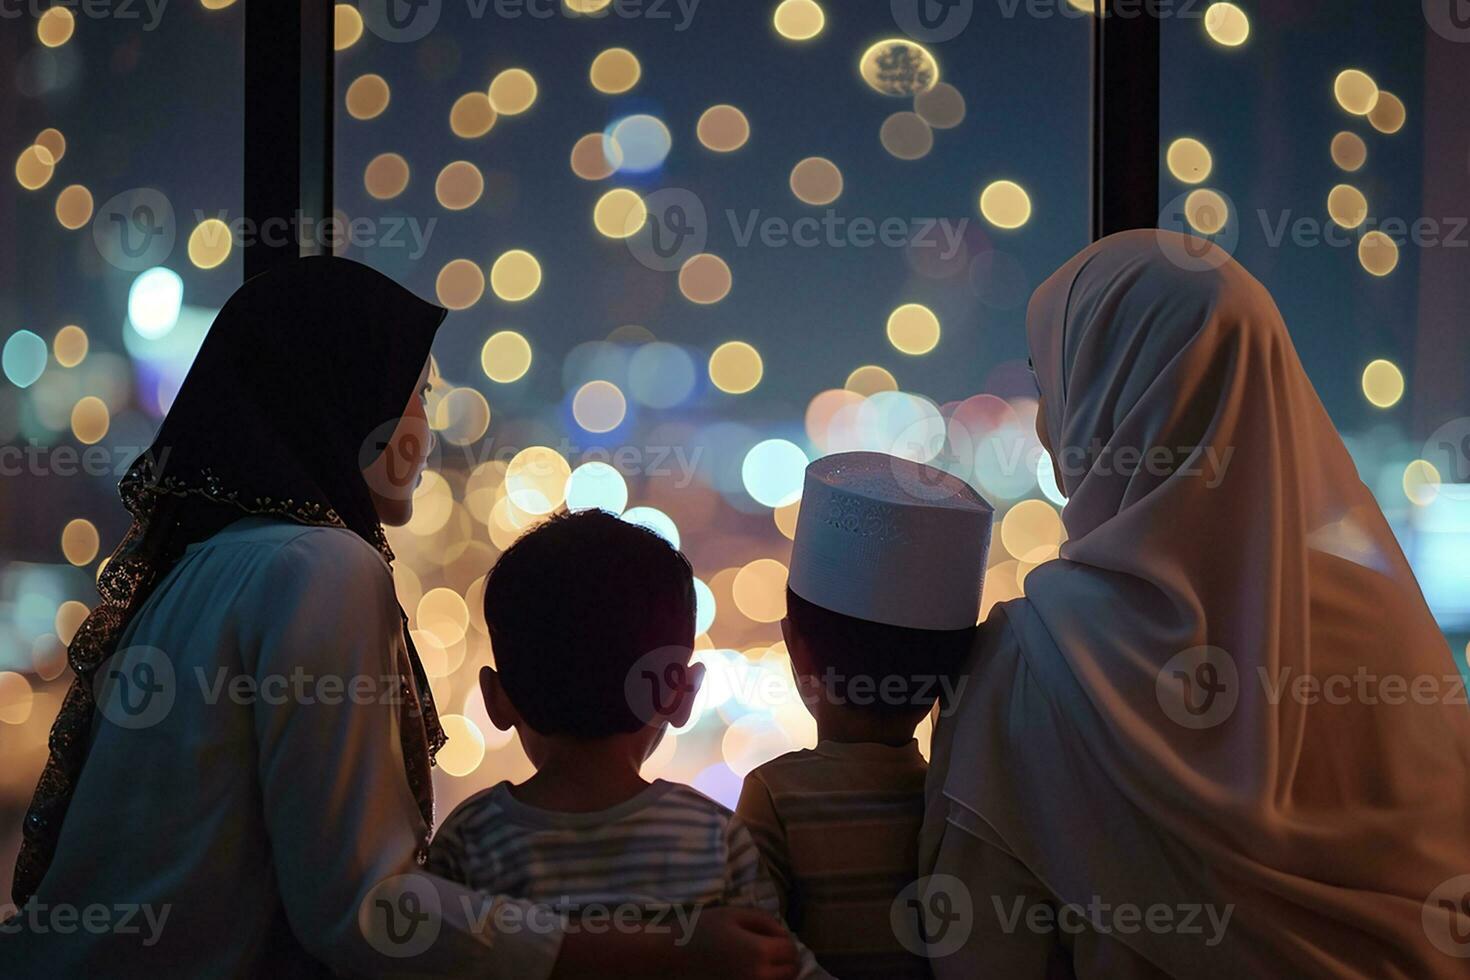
[724,817,832,980]
[735,771,794,917]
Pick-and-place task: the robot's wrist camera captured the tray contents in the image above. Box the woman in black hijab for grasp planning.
[5,257,799,979]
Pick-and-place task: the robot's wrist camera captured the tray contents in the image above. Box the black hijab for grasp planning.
[14,256,449,905]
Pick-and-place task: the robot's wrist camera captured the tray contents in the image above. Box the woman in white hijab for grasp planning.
[922,229,1470,978]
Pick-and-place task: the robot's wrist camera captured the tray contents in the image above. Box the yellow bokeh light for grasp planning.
[450,92,498,138]
[1360,358,1404,408]
[773,0,824,40]
[913,83,965,129]
[789,157,843,206]
[774,501,800,540]
[363,152,410,200]
[845,364,898,396]
[880,112,934,161]
[1358,231,1399,277]
[433,387,492,446]
[572,380,628,433]
[593,188,647,239]
[16,145,55,191]
[565,0,612,12]
[188,218,234,269]
[54,184,94,230]
[709,341,763,394]
[436,715,486,777]
[490,250,542,302]
[678,253,733,304]
[481,330,533,383]
[406,470,453,536]
[886,303,941,355]
[979,180,1032,229]
[35,128,66,163]
[435,161,484,210]
[37,7,75,46]
[1001,499,1063,563]
[1165,138,1213,184]
[697,105,750,153]
[590,47,641,94]
[489,68,538,115]
[859,39,940,97]
[345,74,391,120]
[1334,69,1379,116]
[1330,131,1366,171]
[0,672,34,726]
[54,325,88,367]
[733,559,789,623]
[1183,188,1229,234]
[55,600,89,645]
[1326,184,1368,230]
[505,446,571,514]
[1403,460,1440,507]
[418,587,470,646]
[436,259,486,310]
[570,132,623,179]
[1203,2,1249,46]
[1368,91,1406,135]
[200,0,238,8]
[71,396,110,445]
[61,518,100,566]
[334,3,363,50]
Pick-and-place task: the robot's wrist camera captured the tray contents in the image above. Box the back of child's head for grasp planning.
[482,509,695,738]
[784,586,972,719]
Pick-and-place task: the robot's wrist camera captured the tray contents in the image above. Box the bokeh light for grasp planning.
[845,364,898,396]
[71,396,110,445]
[590,48,641,94]
[1326,184,1368,229]
[1402,460,1440,507]
[450,93,498,138]
[345,74,391,120]
[1357,231,1399,276]
[334,4,363,50]
[436,161,485,210]
[1368,92,1405,134]
[481,330,533,383]
[859,39,939,96]
[188,218,234,269]
[593,188,647,239]
[3,331,48,388]
[16,145,56,191]
[886,303,941,355]
[127,267,184,339]
[1360,358,1404,408]
[37,7,75,47]
[1000,499,1063,563]
[979,180,1032,229]
[1333,69,1379,116]
[608,114,672,173]
[565,461,629,514]
[53,325,88,367]
[732,559,788,623]
[622,506,681,548]
[505,446,572,514]
[773,0,825,41]
[54,185,94,230]
[364,152,410,200]
[1166,138,1212,184]
[61,519,100,566]
[880,112,934,161]
[572,380,628,433]
[1330,132,1366,171]
[742,439,809,507]
[678,254,733,304]
[1183,188,1229,234]
[1203,2,1249,46]
[489,68,538,115]
[490,250,543,301]
[436,259,486,310]
[697,105,750,153]
[913,83,965,129]
[708,341,763,394]
[789,157,843,206]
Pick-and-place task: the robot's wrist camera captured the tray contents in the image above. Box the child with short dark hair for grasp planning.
[428,509,826,979]
[737,452,992,980]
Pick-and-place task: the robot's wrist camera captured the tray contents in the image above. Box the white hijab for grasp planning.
[945,230,1470,976]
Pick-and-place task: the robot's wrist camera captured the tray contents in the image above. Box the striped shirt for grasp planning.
[428,778,827,978]
[737,740,932,980]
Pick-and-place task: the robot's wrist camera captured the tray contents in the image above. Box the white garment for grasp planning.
[931,230,1470,977]
[2,517,562,978]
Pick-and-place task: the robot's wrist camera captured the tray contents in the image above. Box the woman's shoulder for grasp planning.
[193,518,394,604]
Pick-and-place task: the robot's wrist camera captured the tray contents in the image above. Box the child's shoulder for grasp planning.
[745,747,823,783]
[650,778,739,820]
[435,780,514,836]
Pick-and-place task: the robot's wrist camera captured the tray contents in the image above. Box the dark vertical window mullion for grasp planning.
[1092,3,1162,240]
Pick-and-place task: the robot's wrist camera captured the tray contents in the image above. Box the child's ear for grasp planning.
[479,665,519,731]
[667,660,705,728]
